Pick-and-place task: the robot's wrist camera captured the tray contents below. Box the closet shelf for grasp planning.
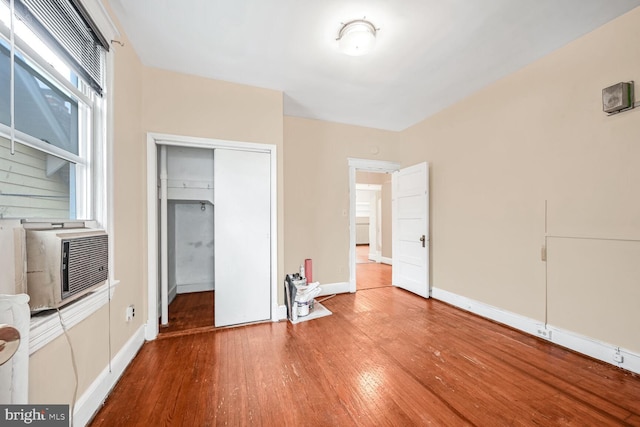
[167,188,214,205]
[166,179,214,204]
[167,179,213,190]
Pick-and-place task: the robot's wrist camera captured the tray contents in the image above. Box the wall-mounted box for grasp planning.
[602,82,633,113]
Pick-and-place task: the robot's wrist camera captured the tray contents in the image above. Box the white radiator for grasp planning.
[0,294,30,404]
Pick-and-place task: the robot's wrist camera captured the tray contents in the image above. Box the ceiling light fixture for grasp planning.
[337,18,378,56]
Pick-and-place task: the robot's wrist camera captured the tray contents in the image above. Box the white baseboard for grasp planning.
[431,287,540,336]
[318,282,350,296]
[431,287,640,375]
[276,305,287,321]
[380,257,392,265]
[548,326,640,374]
[368,252,382,263]
[177,282,214,294]
[74,325,145,427]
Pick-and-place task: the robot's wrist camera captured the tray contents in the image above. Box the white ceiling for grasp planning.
[109,1,640,131]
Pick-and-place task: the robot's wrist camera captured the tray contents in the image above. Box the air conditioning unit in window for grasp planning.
[25,227,108,312]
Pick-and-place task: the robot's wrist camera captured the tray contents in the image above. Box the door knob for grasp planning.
[420,235,426,248]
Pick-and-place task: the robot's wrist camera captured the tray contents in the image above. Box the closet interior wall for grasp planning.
[164,146,215,305]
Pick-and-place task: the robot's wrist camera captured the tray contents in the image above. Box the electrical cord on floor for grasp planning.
[56,308,79,426]
[316,294,336,304]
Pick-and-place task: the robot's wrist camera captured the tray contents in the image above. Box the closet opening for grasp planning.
[146,133,278,341]
[160,146,215,335]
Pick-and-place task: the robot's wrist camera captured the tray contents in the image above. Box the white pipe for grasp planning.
[9,0,15,155]
[160,145,169,325]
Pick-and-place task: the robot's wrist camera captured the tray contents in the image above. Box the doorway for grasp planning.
[355,176,392,291]
[160,145,215,335]
[146,133,278,341]
[348,158,401,293]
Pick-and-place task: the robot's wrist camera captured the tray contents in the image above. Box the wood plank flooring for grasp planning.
[356,244,372,264]
[356,244,392,291]
[90,287,640,426]
[356,262,391,290]
[160,291,214,335]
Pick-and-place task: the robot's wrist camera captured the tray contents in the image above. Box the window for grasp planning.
[0,0,108,221]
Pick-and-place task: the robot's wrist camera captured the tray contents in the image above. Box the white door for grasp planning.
[214,149,271,326]
[392,162,429,298]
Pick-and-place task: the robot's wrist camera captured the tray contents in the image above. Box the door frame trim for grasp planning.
[348,158,400,293]
[146,132,278,340]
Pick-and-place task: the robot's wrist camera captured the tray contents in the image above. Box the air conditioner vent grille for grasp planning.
[62,234,108,299]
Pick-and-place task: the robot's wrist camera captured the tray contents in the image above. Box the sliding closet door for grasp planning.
[214,149,271,327]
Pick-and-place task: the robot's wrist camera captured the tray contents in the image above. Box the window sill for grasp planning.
[29,280,119,355]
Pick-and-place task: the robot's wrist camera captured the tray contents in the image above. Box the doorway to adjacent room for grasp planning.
[349,159,399,293]
[355,174,392,291]
[348,158,430,298]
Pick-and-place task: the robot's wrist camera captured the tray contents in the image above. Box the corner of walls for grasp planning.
[102,0,148,359]
[139,71,285,312]
[283,116,400,285]
[27,2,148,415]
[74,324,145,426]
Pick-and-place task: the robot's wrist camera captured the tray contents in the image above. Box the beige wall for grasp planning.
[284,117,397,283]
[142,68,283,146]
[141,67,285,302]
[27,2,640,409]
[28,4,147,405]
[109,11,146,360]
[399,8,640,352]
[29,10,286,403]
[356,171,387,185]
[30,306,110,404]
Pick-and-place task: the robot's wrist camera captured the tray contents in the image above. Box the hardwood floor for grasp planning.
[355,244,392,291]
[160,291,214,335]
[91,287,640,426]
[356,244,372,263]
[356,262,391,291]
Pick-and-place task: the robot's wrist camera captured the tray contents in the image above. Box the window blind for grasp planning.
[12,0,108,94]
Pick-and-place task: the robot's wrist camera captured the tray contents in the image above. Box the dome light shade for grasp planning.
[337,19,377,56]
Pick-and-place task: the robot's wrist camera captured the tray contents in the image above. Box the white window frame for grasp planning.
[0,2,98,221]
[0,0,120,353]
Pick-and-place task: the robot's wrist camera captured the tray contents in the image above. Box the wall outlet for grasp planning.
[126,305,135,322]
[613,352,624,363]
[536,328,552,340]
